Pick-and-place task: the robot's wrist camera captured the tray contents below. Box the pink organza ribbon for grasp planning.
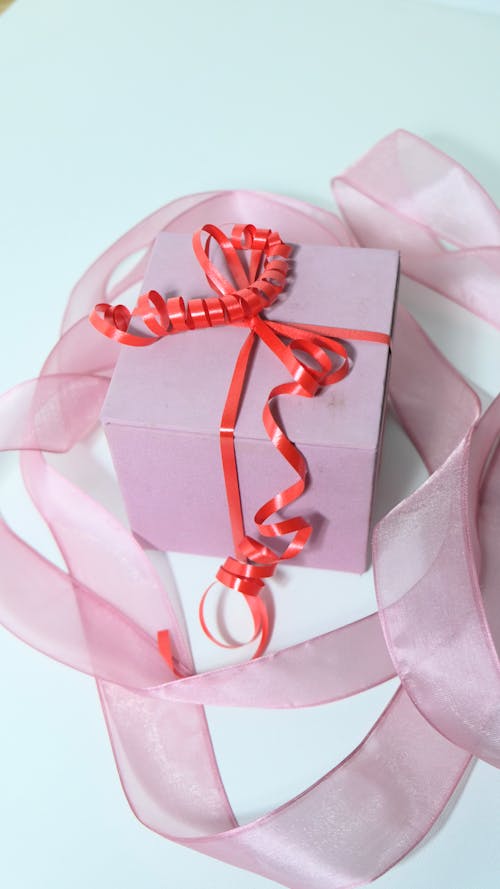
[1,130,499,889]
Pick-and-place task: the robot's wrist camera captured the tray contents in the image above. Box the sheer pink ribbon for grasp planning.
[0,129,499,889]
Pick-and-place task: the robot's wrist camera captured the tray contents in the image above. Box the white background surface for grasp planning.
[0,1,499,887]
[425,0,500,12]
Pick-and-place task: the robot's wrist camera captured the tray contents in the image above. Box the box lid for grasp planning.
[102,233,399,450]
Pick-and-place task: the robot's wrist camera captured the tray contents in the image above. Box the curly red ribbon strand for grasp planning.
[90,223,390,668]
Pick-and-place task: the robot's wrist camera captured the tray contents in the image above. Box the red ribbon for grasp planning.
[90,224,390,671]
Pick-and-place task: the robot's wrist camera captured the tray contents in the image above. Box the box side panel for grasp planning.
[104,423,233,557]
[104,422,375,574]
[237,437,375,573]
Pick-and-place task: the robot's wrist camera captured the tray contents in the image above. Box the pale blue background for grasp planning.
[0,1,499,888]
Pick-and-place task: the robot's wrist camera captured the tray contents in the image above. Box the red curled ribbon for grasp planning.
[90,224,390,670]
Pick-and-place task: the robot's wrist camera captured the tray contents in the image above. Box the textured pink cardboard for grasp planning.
[102,233,399,572]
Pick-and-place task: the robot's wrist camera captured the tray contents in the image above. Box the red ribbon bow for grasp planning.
[90,224,390,673]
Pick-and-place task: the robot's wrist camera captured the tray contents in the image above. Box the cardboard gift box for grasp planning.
[102,232,399,573]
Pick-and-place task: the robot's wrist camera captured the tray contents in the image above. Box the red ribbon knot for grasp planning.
[90,223,391,674]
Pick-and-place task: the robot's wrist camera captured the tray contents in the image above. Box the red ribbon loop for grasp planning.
[90,224,390,668]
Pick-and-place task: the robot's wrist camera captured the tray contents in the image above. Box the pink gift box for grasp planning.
[102,233,399,573]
